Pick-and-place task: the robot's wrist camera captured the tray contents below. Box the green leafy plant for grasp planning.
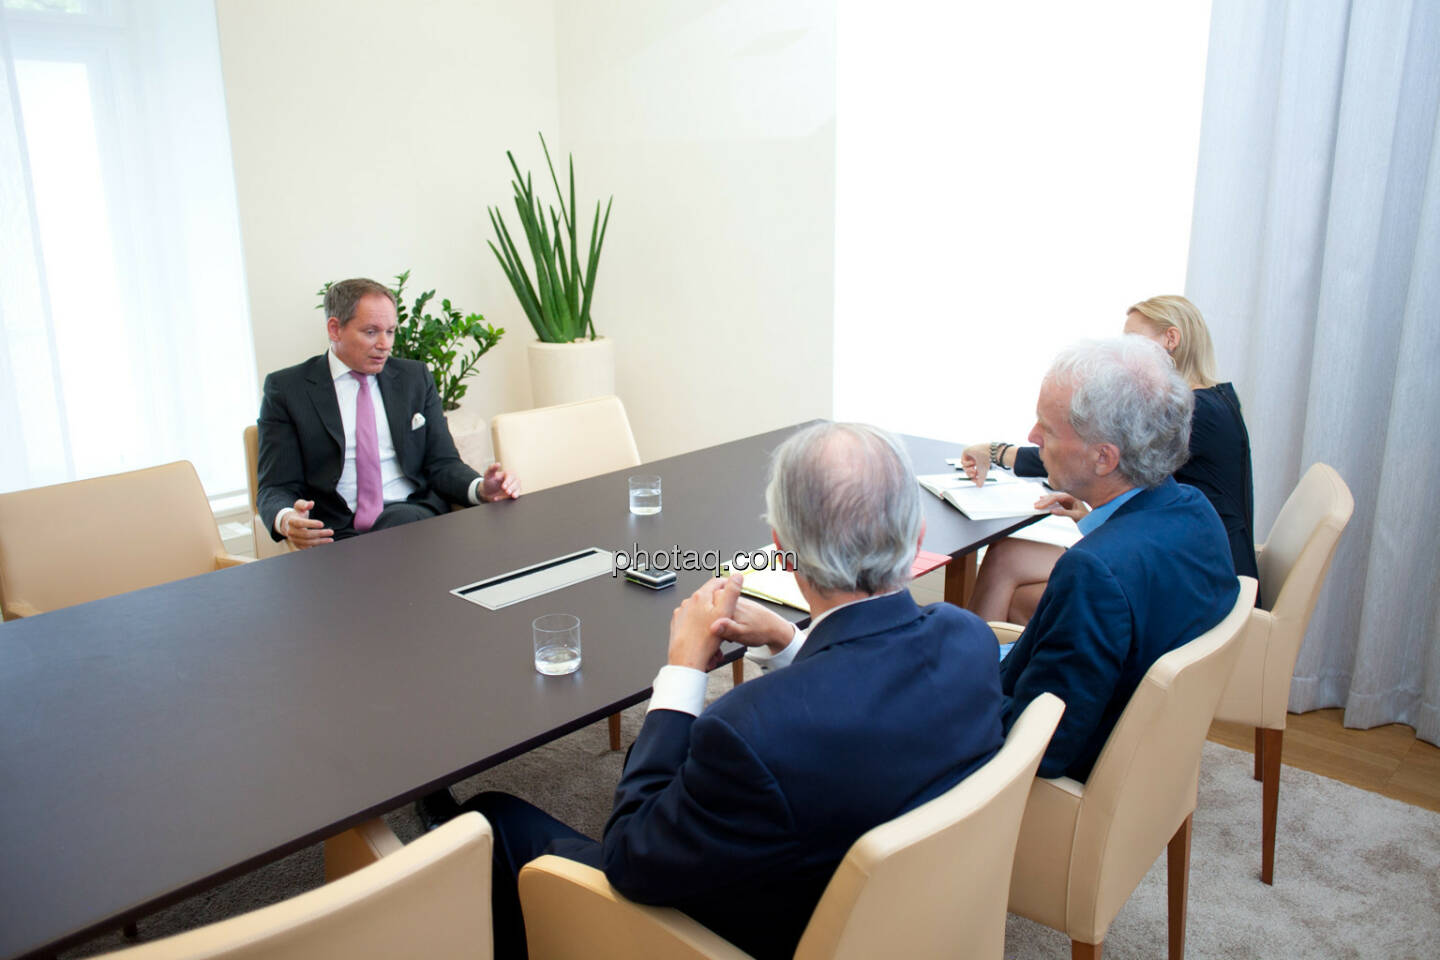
[488,133,613,343]
[317,271,503,412]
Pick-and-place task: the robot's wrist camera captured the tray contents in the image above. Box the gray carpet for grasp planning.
[63,667,1440,958]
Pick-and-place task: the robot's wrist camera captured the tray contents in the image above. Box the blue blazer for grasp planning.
[999,478,1238,780]
[599,591,1004,960]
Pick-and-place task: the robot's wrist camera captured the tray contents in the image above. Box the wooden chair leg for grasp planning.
[732,658,745,687]
[1260,727,1283,884]
[608,712,621,751]
[323,817,402,882]
[1253,726,1264,781]
[1167,814,1192,960]
[1071,940,1102,960]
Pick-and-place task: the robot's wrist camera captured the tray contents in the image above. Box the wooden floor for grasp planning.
[910,568,1440,814]
[1209,710,1440,813]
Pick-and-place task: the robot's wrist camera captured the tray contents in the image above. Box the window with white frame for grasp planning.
[0,0,255,499]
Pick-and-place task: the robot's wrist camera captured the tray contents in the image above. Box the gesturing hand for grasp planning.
[482,463,520,501]
[668,574,743,671]
[282,499,333,549]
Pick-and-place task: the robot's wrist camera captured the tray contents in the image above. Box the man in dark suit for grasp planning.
[449,422,1004,960]
[999,336,1239,781]
[257,277,517,550]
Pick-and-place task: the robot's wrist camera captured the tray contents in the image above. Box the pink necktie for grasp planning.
[351,371,382,532]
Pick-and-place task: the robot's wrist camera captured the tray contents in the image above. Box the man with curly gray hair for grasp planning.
[1000,336,1240,781]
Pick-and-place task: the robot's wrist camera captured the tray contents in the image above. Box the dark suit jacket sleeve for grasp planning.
[1000,549,1131,778]
[600,708,797,905]
[1013,446,1046,478]
[256,372,305,541]
[411,369,480,503]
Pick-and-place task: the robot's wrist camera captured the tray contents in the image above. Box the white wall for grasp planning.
[217,0,836,464]
[835,1,1212,449]
[215,0,559,438]
[552,0,836,460]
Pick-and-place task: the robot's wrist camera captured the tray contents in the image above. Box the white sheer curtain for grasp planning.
[1187,0,1440,744]
[0,0,255,498]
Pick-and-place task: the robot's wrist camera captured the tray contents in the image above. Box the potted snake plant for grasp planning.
[488,133,615,408]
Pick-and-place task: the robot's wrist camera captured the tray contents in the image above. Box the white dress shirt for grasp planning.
[275,350,482,534]
[327,348,419,511]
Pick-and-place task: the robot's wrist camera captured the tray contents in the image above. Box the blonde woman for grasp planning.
[961,295,1258,623]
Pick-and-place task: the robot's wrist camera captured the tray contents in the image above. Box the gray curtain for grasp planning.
[1187,0,1440,744]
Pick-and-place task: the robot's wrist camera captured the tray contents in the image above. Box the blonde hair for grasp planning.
[1127,295,1219,388]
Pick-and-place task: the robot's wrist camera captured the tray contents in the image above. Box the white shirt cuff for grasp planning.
[647,664,709,716]
[744,624,806,672]
[274,507,295,535]
[468,477,482,505]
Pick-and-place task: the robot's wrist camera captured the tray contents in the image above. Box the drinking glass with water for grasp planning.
[533,614,581,675]
[629,475,661,515]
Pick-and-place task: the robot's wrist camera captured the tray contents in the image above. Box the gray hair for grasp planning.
[324,278,396,326]
[1047,336,1193,488]
[764,422,922,595]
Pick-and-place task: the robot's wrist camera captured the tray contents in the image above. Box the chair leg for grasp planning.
[1071,940,1102,960]
[1253,726,1264,781]
[732,658,745,687]
[323,817,402,882]
[608,712,621,751]
[1167,814,1192,960]
[944,552,977,606]
[1260,727,1283,885]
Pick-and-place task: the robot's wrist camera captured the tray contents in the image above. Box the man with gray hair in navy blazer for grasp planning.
[453,421,1005,960]
[999,336,1239,782]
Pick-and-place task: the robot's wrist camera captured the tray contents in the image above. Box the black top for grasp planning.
[1012,382,1258,586]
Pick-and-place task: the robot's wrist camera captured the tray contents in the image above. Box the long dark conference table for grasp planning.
[0,423,1042,960]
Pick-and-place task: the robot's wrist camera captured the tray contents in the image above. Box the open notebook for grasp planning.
[729,546,951,613]
[916,472,1051,521]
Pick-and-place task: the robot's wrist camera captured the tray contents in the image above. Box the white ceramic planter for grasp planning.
[527,337,616,408]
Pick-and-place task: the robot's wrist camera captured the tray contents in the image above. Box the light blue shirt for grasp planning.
[1076,486,1143,536]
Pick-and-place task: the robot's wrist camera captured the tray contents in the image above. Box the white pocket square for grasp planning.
[410,413,426,430]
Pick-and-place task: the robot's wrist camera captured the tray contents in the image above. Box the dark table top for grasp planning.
[0,423,1039,960]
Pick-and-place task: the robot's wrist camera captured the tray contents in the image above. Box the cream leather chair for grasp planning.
[243,425,294,559]
[516,693,1066,960]
[489,395,641,495]
[1002,576,1257,960]
[0,461,251,621]
[491,395,655,748]
[1214,463,1353,884]
[96,812,494,959]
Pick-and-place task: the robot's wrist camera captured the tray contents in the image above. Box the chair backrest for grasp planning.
[1256,462,1354,623]
[1069,576,1257,935]
[98,812,494,959]
[0,461,225,620]
[489,396,641,494]
[243,424,261,514]
[794,694,1065,960]
[1217,463,1353,727]
[242,425,294,558]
